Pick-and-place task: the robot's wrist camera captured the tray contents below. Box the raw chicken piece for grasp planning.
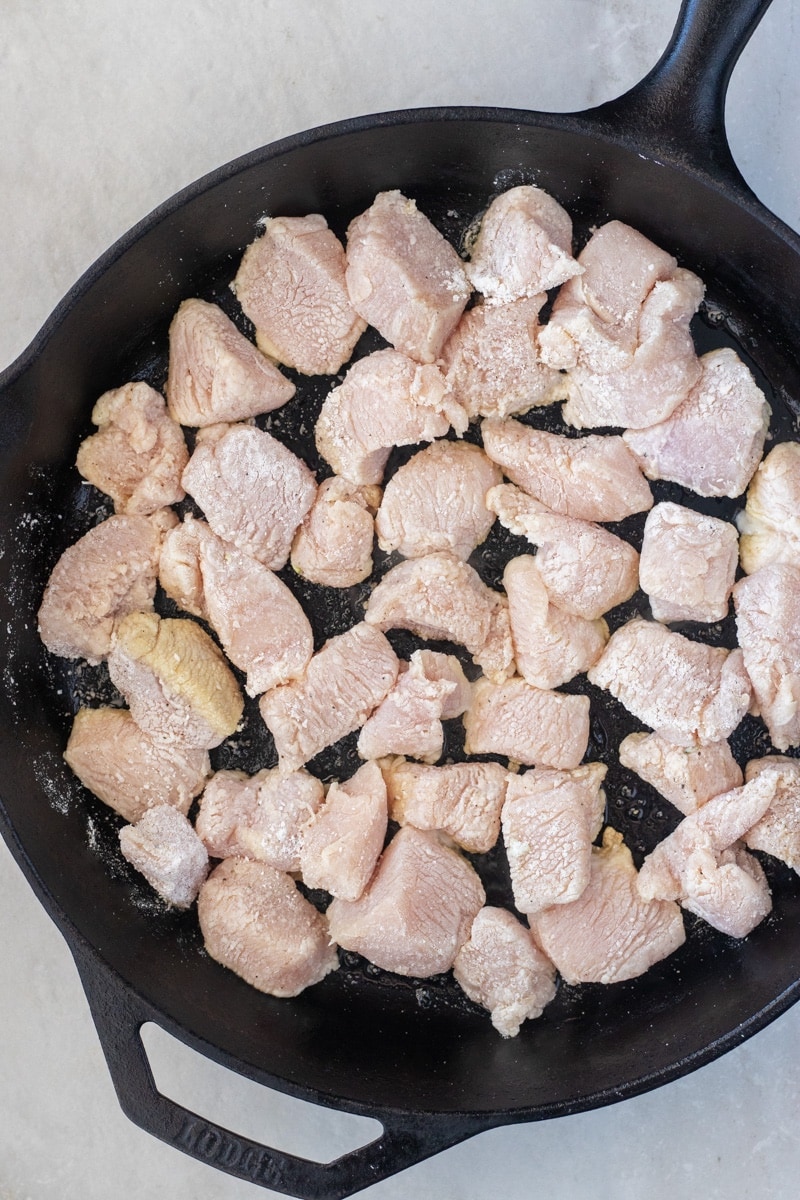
[481,418,652,522]
[639,501,738,624]
[737,442,800,574]
[623,348,770,499]
[503,555,608,689]
[375,440,502,560]
[233,214,366,375]
[356,651,456,764]
[588,618,751,746]
[618,731,743,816]
[157,515,208,619]
[64,706,211,824]
[412,650,471,718]
[681,844,771,938]
[300,762,388,901]
[108,612,244,750]
[195,768,323,872]
[463,676,590,769]
[383,758,508,853]
[315,349,467,486]
[259,622,399,774]
[181,423,317,570]
[465,185,582,300]
[198,857,339,997]
[734,564,800,751]
[290,476,381,588]
[487,484,639,620]
[501,764,607,914]
[364,552,515,682]
[744,756,800,872]
[119,804,209,909]
[453,907,557,1038]
[166,297,296,426]
[440,296,567,420]
[326,826,485,977]
[38,511,173,663]
[345,190,471,363]
[76,382,188,515]
[530,828,685,985]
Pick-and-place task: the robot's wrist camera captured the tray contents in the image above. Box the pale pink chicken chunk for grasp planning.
[364,552,514,682]
[64,706,211,824]
[618,730,743,817]
[481,418,652,522]
[623,348,770,499]
[181,423,317,571]
[744,756,800,873]
[345,190,471,363]
[411,650,471,718]
[290,476,381,588]
[487,484,639,620]
[734,564,800,751]
[326,825,484,977]
[259,622,399,774]
[737,442,800,574]
[639,502,738,624]
[166,297,296,426]
[76,382,188,514]
[453,907,557,1038]
[463,676,590,769]
[198,857,339,997]
[375,440,502,560]
[315,349,467,486]
[530,828,685,985]
[588,619,751,746]
[382,758,508,853]
[299,762,388,901]
[502,764,607,914]
[356,651,456,764]
[233,214,366,375]
[119,804,209,909]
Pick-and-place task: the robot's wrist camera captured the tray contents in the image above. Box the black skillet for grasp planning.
[1,0,799,1196]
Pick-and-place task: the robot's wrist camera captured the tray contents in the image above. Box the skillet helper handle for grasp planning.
[71,942,490,1200]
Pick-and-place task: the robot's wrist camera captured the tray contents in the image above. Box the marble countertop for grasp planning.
[2,2,800,1197]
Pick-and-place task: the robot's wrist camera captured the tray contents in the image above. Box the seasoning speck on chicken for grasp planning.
[744,756,800,873]
[464,676,591,769]
[618,731,743,817]
[300,762,388,901]
[639,501,738,624]
[734,564,800,751]
[291,476,381,588]
[119,804,209,909]
[356,651,456,764]
[737,442,800,575]
[383,758,508,854]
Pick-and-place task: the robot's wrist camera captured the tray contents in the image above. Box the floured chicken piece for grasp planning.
[64,706,211,824]
[364,552,514,682]
[315,349,467,486]
[181,423,317,570]
[38,511,173,663]
[119,804,209,909]
[356,651,456,764]
[618,731,743,817]
[375,440,502,560]
[233,213,366,375]
[156,516,208,619]
[737,442,800,574]
[502,764,607,914]
[412,650,471,718]
[530,828,686,984]
[195,768,323,872]
[291,476,381,587]
[481,418,652,522]
[440,296,567,420]
[453,907,557,1038]
[744,756,800,872]
[160,517,313,697]
[639,502,738,624]
[488,484,639,620]
[588,618,751,746]
[76,382,188,515]
[300,761,388,901]
[345,190,471,363]
[259,622,399,774]
[734,564,800,751]
[198,857,339,997]
[504,555,608,689]
[465,185,582,300]
[166,297,296,426]
[327,825,484,977]
[108,612,244,750]
[623,348,770,499]
[464,676,590,769]
[383,758,508,853]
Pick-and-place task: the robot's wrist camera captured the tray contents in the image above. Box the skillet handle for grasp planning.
[70,941,492,1200]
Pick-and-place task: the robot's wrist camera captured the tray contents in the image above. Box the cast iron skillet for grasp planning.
[1,0,799,1196]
